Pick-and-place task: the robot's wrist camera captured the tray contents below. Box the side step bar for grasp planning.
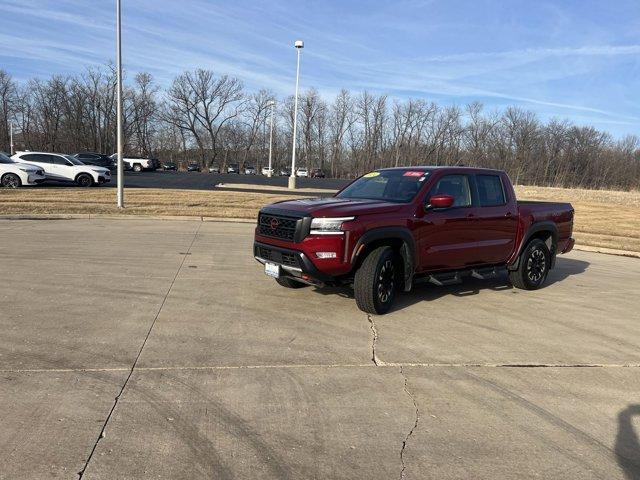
[417,266,500,287]
[471,267,497,280]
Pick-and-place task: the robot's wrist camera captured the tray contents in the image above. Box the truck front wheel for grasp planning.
[354,246,399,315]
[509,238,550,290]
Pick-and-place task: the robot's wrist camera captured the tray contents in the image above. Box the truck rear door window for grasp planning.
[476,175,506,206]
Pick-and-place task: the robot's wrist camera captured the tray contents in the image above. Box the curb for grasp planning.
[0,213,255,224]
[573,245,640,259]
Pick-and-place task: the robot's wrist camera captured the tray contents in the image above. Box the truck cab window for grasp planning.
[476,175,505,206]
[430,174,471,207]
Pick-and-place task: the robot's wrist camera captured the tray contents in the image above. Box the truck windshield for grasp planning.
[337,169,431,203]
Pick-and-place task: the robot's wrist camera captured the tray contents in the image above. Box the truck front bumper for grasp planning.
[254,241,335,285]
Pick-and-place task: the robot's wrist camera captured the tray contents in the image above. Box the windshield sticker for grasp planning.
[403,171,424,177]
[363,171,380,178]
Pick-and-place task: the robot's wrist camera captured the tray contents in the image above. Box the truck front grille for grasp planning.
[257,246,300,268]
[258,214,298,241]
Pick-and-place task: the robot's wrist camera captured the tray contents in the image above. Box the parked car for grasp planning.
[244,165,257,175]
[12,151,111,187]
[227,163,240,174]
[163,162,177,171]
[261,166,274,176]
[279,168,291,177]
[296,167,308,177]
[0,152,46,188]
[254,166,575,314]
[187,163,201,172]
[110,154,159,172]
[209,164,220,174]
[311,168,326,178]
[73,152,116,171]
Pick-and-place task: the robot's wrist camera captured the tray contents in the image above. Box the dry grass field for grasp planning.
[0,185,638,252]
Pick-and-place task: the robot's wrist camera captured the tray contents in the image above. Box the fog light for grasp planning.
[316,252,337,259]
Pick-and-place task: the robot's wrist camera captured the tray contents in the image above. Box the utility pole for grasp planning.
[116,0,124,208]
[267,100,275,178]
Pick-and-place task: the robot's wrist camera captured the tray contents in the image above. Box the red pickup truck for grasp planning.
[254,167,574,314]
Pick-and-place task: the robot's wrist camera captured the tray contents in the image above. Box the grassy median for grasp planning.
[0,185,638,253]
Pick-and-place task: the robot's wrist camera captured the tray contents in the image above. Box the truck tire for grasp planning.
[76,173,94,187]
[275,276,307,288]
[354,246,399,315]
[133,163,142,172]
[1,173,22,188]
[509,238,550,290]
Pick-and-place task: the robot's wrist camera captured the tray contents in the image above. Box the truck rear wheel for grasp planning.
[509,238,550,290]
[133,163,142,172]
[275,277,307,289]
[354,246,399,315]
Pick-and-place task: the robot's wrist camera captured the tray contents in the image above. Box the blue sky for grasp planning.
[1,0,639,137]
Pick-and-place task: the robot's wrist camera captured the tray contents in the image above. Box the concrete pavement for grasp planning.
[0,219,639,479]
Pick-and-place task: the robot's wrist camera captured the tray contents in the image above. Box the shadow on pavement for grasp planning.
[616,405,640,480]
[312,257,590,313]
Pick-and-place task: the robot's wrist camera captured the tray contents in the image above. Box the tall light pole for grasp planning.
[116,0,124,208]
[289,39,303,190]
[267,100,275,178]
[9,120,13,155]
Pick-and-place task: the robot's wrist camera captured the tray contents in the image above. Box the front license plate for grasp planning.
[265,262,280,278]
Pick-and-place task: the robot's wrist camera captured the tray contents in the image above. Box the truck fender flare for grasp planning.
[509,221,559,271]
[351,227,416,292]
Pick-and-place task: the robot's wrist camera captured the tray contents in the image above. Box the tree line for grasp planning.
[1,66,638,190]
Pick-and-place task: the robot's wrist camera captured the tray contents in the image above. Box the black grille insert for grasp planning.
[258,214,298,241]
[257,246,300,268]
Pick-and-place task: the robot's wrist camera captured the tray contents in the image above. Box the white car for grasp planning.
[0,152,46,188]
[12,151,111,187]
[296,167,309,177]
[111,154,160,172]
[261,166,274,176]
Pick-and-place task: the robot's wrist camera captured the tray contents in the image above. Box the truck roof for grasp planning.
[378,166,506,175]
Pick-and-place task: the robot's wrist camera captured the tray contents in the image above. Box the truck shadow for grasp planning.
[314,257,589,312]
[616,405,640,480]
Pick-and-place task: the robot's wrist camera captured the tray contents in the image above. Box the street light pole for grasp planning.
[116,0,124,208]
[9,120,13,155]
[267,101,275,178]
[289,40,303,190]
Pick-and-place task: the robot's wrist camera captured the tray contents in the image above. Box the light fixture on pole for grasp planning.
[267,100,275,178]
[289,39,303,190]
[116,0,124,208]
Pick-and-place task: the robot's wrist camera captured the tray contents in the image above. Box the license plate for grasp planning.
[264,262,280,278]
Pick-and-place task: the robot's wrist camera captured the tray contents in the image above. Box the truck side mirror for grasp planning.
[426,194,455,210]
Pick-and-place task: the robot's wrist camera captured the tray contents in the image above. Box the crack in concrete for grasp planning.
[367,315,386,366]
[399,366,420,480]
[76,223,202,479]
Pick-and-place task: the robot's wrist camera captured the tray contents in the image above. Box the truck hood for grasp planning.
[266,197,405,217]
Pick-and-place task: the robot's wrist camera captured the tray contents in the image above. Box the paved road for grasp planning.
[1,219,639,479]
[107,171,351,191]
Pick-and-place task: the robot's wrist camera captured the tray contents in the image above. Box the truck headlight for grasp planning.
[310,217,354,235]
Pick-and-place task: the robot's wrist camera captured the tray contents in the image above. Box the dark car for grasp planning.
[227,163,240,174]
[73,152,116,171]
[255,166,575,314]
[187,163,201,172]
[311,168,326,178]
[163,162,177,171]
